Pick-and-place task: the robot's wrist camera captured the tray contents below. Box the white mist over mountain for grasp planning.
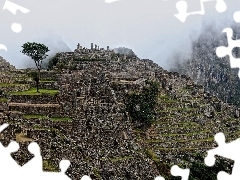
[0,0,239,69]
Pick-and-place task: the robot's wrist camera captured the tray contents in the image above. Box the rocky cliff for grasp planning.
[171,24,240,108]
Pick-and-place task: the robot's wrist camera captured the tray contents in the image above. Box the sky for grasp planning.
[0,0,240,69]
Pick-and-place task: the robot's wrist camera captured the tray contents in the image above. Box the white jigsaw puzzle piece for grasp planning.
[0,123,9,132]
[234,11,240,23]
[0,122,92,179]
[0,44,7,51]
[105,0,119,3]
[40,160,71,180]
[21,142,42,175]
[0,141,22,178]
[154,165,190,180]
[0,123,24,178]
[155,176,165,180]
[2,0,30,33]
[2,0,30,15]
[171,165,190,180]
[205,132,240,180]
[216,28,240,78]
[81,175,92,180]
[175,0,226,22]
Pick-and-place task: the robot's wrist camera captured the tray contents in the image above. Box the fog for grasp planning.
[0,0,239,69]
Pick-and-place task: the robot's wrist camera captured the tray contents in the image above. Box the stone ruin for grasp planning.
[0,44,239,179]
[56,43,115,65]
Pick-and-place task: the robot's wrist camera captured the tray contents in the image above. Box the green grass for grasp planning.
[158,95,171,100]
[153,121,199,126]
[156,147,211,151]
[0,83,26,87]
[23,114,47,119]
[0,97,8,102]
[145,149,160,163]
[157,130,211,137]
[93,168,101,179]
[167,107,197,111]
[50,117,72,122]
[43,160,59,172]
[10,88,59,95]
[161,99,180,103]
[147,137,214,143]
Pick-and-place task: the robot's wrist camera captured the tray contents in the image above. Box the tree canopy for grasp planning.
[21,42,49,70]
[21,42,49,92]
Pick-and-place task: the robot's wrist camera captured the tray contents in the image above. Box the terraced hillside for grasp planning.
[134,72,237,178]
[0,50,238,179]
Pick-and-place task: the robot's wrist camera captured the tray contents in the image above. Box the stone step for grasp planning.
[148,138,216,149]
[153,125,209,134]
[16,133,33,142]
[0,84,30,93]
[9,103,60,107]
[148,130,212,142]
[10,95,58,104]
[157,108,199,117]
[8,103,61,116]
[155,114,204,122]
[154,121,200,128]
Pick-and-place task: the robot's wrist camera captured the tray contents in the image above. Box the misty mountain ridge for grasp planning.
[171,24,240,107]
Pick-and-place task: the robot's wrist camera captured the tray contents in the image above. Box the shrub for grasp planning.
[125,80,159,126]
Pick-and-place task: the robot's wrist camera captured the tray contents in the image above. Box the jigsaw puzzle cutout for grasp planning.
[105,0,120,3]
[2,0,30,33]
[155,165,190,180]
[0,123,91,179]
[175,0,227,22]
[234,11,240,23]
[205,132,240,180]
[1,0,30,51]
[216,28,240,78]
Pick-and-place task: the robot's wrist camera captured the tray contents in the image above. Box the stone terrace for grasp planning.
[0,46,239,179]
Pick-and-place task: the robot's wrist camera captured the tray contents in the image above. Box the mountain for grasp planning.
[171,24,240,107]
[0,43,237,179]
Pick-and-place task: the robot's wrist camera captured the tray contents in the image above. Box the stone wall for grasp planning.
[10,94,59,104]
[8,104,61,117]
[0,84,30,94]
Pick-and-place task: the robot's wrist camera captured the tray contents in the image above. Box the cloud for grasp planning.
[0,0,240,69]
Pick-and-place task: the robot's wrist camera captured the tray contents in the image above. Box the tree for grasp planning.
[125,80,159,127]
[47,52,61,70]
[21,42,49,92]
[28,71,39,89]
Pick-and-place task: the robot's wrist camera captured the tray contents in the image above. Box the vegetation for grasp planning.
[20,42,50,92]
[27,71,39,86]
[0,97,8,102]
[0,83,25,87]
[113,47,136,58]
[47,53,61,70]
[23,114,48,119]
[187,153,233,180]
[43,160,59,172]
[171,24,240,107]
[125,80,159,127]
[10,88,59,95]
[40,80,56,83]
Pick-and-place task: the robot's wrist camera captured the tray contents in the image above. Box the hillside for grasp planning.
[171,24,240,108]
[0,43,238,179]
